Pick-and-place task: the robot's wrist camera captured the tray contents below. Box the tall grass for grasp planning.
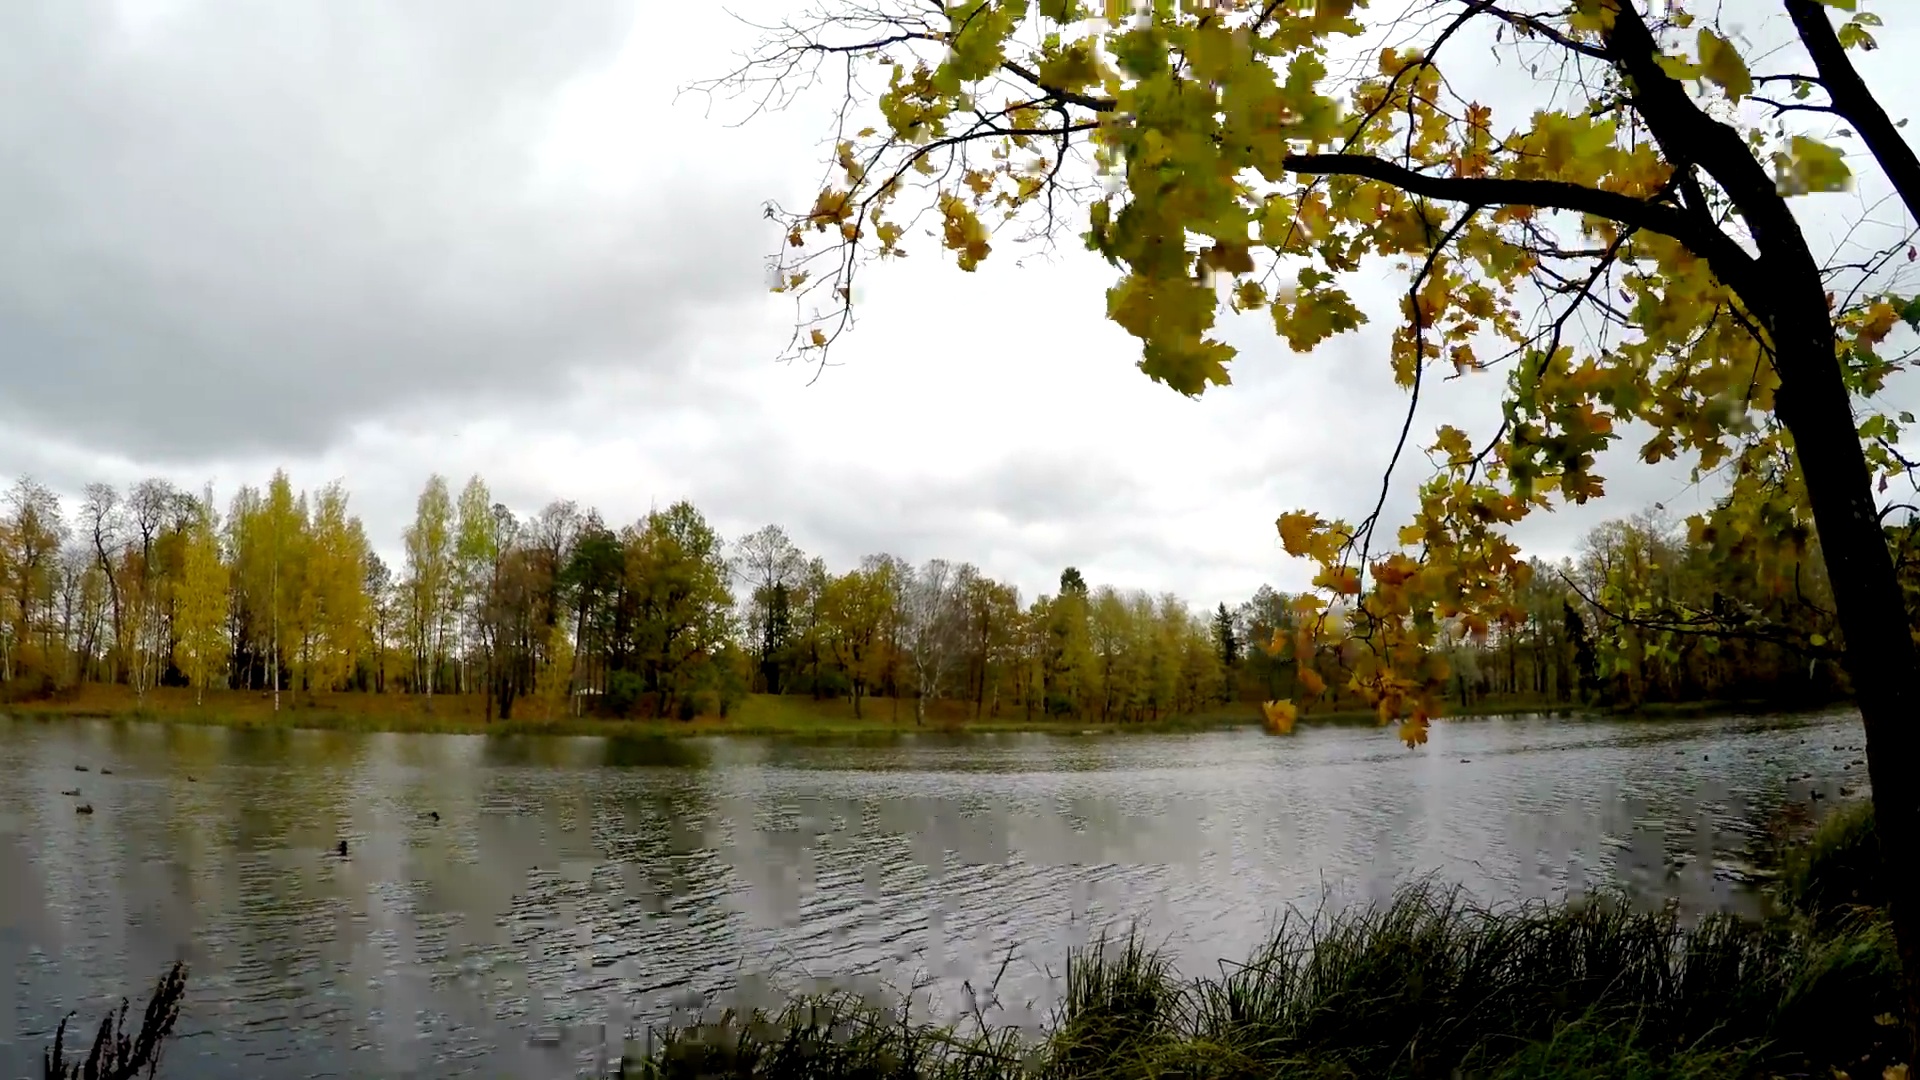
[1777,797,1885,928]
[53,883,1905,1078]
[43,962,187,1080]
[621,882,1904,1079]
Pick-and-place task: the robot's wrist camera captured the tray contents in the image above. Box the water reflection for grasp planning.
[0,710,1868,1079]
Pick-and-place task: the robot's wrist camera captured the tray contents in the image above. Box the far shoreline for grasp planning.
[0,688,1852,742]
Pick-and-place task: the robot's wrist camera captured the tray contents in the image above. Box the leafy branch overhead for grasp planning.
[715,0,1920,749]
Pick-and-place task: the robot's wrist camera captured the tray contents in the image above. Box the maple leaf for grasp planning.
[1398,713,1430,749]
[1696,29,1752,101]
[1277,512,1323,558]
[1261,699,1298,735]
[1298,667,1326,698]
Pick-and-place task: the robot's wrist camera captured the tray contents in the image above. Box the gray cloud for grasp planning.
[0,0,770,462]
[5,0,1916,618]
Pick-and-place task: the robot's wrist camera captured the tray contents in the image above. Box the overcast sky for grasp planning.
[1,0,1915,610]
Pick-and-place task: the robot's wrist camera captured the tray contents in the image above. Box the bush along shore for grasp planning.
[48,803,1908,1079]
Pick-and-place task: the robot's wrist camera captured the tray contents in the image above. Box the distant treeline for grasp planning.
[0,472,1865,722]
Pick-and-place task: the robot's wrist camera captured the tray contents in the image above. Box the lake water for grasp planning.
[0,709,1871,1079]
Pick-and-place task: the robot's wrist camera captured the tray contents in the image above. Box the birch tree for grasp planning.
[731,524,808,692]
[402,474,455,704]
[454,475,497,694]
[299,482,368,693]
[80,483,124,682]
[904,557,959,723]
[175,486,230,705]
[122,478,176,703]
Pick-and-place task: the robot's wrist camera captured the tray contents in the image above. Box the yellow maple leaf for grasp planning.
[1262,699,1298,734]
[1298,667,1326,697]
[1696,29,1751,101]
[1398,712,1430,748]
[1277,511,1321,557]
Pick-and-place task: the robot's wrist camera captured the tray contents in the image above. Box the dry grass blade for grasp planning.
[43,962,187,1080]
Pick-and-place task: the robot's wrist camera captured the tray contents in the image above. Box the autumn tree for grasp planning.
[119,478,178,703]
[729,0,1920,1033]
[475,504,537,720]
[403,474,455,704]
[454,475,497,694]
[955,566,1019,718]
[793,554,833,696]
[78,484,126,682]
[175,485,230,705]
[564,511,622,713]
[902,557,960,722]
[732,523,809,692]
[258,474,305,709]
[1044,568,1097,716]
[364,553,396,693]
[875,553,914,717]
[295,483,370,694]
[822,562,892,717]
[1213,602,1238,691]
[618,501,734,717]
[3,477,65,681]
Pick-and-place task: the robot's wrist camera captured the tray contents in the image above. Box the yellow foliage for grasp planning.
[746,0,1916,758]
[1297,667,1326,698]
[1261,699,1298,735]
[1398,713,1430,748]
[1277,511,1322,558]
[1695,29,1751,101]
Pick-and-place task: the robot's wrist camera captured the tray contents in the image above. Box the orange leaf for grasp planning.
[1262,699,1298,734]
[1277,512,1321,557]
[1398,712,1430,748]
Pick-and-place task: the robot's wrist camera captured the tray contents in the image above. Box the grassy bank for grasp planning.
[2,684,1851,741]
[634,885,1905,1079]
[71,881,1906,1079]
[632,803,1896,1080]
[0,684,1275,739]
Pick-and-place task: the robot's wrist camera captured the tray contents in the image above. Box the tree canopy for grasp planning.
[727,0,1909,740]
[719,0,1920,1040]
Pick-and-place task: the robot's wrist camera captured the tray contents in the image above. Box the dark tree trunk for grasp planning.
[1773,306,1920,1051]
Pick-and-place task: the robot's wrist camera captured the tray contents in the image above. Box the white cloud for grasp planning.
[1,0,1917,612]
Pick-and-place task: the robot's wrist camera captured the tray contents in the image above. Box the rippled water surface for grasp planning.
[0,710,1871,1078]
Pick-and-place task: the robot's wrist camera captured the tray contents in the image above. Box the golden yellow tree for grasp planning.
[175,485,230,706]
[265,472,307,711]
[297,482,370,694]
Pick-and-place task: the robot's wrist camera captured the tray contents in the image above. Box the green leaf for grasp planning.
[1774,136,1852,195]
[1809,633,1828,647]
[1697,29,1752,101]
[1837,17,1879,51]
[1900,295,1920,329]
